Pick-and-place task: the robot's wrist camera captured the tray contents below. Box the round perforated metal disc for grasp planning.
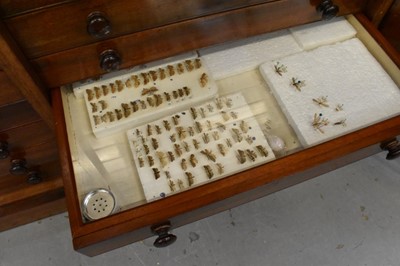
[82,189,116,221]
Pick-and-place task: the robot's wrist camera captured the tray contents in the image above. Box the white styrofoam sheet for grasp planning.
[289,17,357,50]
[259,38,400,147]
[127,93,275,201]
[199,30,302,80]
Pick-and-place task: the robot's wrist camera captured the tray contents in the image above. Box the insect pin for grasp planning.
[312,96,329,108]
[291,77,305,91]
[274,62,287,76]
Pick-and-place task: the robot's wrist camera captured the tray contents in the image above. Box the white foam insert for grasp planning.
[199,30,302,80]
[259,38,400,147]
[289,17,357,50]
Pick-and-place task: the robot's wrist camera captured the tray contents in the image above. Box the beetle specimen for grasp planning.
[239,120,249,133]
[185,172,195,186]
[165,171,172,179]
[168,179,176,192]
[181,158,188,171]
[90,102,97,113]
[312,113,329,133]
[185,60,194,72]
[172,90,179,99]
[163,120,171,131]
[95,86,102,99]
[147,124,153,136]
[195,121,203,133]
[170,133,177,143]
[125,78,132,88]
[189,154,198,167]
[155,125,162,134]
[200,73,208,87]
[154,94,163,107]
[107,111,115,122]
[206,104,214,112]
[192,139,200,150]
[159,68,166,80]
[246,149,257,162]
[236,149,246,164]
[149,70,157,81]
[225,97,233,108]
[164,92,171,102]
[86,89,94,101]
[215,98,224,110]
[183,86,191,96]
[216,122,226,132]
[156,151,168,167]
[225,138,233,148]
[312,96,329,108]
[151,138,159,150]
[206,120,212,131]
[201,149,216,162]
[274,61,287,76]
[143,144,150,155]
[167,151,175,162]
[177,179,185,189]
[203,165,214,179]
[221,111,230,121]
[194,58,202,69]
[147,96,155,107]
[172,115,180,125]
[212,131,220,141]
[190,107,198,120]
[93,115,101,125]
[230,111,238,119]
[152,168,160,179]
[116,80,124,91]
[255,145,268,157]
[131,75,140,88]
[178,88,184,97]
[216,163,224,174]
[187,126,195,137]
[110,83,117,94]
[141,72,150,85]
[217,143,226,156]
[176,126,186,140]
[202,133,210,144]
[245,135,254,144]
[291,77,306,91]
[141,86,158,96]
[99,100,108,110]
[147,155,154,166]
[167,65,175,76]
[177,63,185,74]
[174,143,183,157]
[182,141,190,152]
[138,156,144,168]
[199,108,206,118]
[231,128,243,142]
[140,100,147,109]
[115,109,123,120]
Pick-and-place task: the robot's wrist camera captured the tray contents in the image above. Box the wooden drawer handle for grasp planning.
[87,11,111,38]
[0,141,9,159]
[27,170,42,184]
[317,0,339,20]
[9,158,28,175]
[381,139,400,160]
[151,221,177,248]
[99,49,121,72]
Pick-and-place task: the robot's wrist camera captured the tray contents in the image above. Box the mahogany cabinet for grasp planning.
[1,0,400,256]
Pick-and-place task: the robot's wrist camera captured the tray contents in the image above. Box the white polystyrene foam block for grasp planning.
[289,17,357,50]
[199,30,302,80]
[259,38,400,147]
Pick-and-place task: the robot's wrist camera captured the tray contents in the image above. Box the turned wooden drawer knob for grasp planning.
[151,221,177,248]
[9,158,28,175]
[87,11,111,38]
[27,171,42,184]
[317,0,339,20]
[0,141,9,159]
[99,49,121,72]
[381,139,400,160]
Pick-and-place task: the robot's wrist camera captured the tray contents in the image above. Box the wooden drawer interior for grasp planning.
[54,14,400,255]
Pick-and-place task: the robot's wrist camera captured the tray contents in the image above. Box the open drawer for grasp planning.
[52,14,400,256]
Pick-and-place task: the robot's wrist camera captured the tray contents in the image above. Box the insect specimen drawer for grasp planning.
[53,14,400,256]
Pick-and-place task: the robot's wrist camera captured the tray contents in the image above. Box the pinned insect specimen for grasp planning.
[216,122,226,132]
[217,143,226,156]
[131,101,139,112]
[206,104,214,112]
[164,92,171,102]
[167,151,175,162]
[212,131,220,140]
[107,111,115,122]
[215,98,224,110]
[165,171,172,179]
[170,133,177,143]
[187,126,195,137]
[334,119,347,127]
[245,135,254,144]
[90,102,97,113]
[101,114,109,123]
[156,151,168,167]
[138,156,144,168]
[199,108,206,118]
[99,100,107,110]
[274,61,287,76]
[148,155,154,166]
[178,88,184,97]
[172,90,179,99]
[177,63,185,74]
[200,73,208,87]
[154,94,163,107]
[121,102,130,112]
[147,124,153,136]
[143,144,150,155]
[189,154,198,167]
[135,128,142,136]
[225,138,233,148]
[94,86,102,99]
[172,115,180,126]
[183,86,191,96]
[115,109,123,120]
[221,111,230,121]
[230,111,238,119]
[335,104,344,112]
[131,75,140,88]
[195,121,203,133]
[203,165,214,179]
[231,128,243,142]
[141,72,150,85]
[93,115,101,125]
[291,77,306,91]
[182,141,190,152]
[185,172,195,186]
[206,120,212,131]
[190,107,198,120]
[185,60,194,72]
[167,65,175,76]
[225,97,233,108]
[151,138,159,150]
[216,163,224,174]
[176,126,187,140]
[178,179,185,189]
[255,145,268,157]
[140,100,147,109]
[155,125,162,134]
[201,149,216,162]
[86,89,94,101]
[149,70,157,81]
[163,120,171,131]
[246,149,257,162]
[312,113,329,133]
[236,149,246,164]
[152,168,160,179]
[110,83,117,94]
[116,80,124,91]
[125,78,132,88]
[202,133,210,144]
[192,139,200,150]
[159,68,166,80]
[181,158,188,171]
[141,86,158,96]
[168,179,176,192]
[313,96,329,108]
[147,96,155,107]
[194,58,202,69]
[174,143,183,157]
[239,120,249,133]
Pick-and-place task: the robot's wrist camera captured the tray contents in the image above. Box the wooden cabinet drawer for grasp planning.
[4,0,276,59]
[0,70,23,106]
[0,101,41,131]
[0,0,76,18]
[30,0,365,88]
[52,12,400,256]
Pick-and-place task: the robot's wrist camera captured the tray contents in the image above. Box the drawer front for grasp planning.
[0,70,23,106]
[0,101,41,131]
[33,0,365,88]
[5,0,275,59]
[0,0,76,18]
